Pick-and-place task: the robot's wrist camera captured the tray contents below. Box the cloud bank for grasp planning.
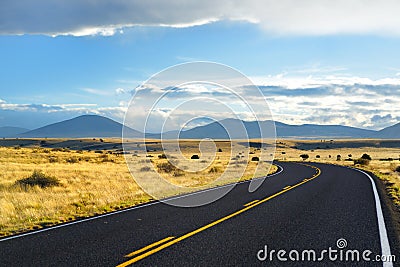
[1,0,400,36]
[1,75,399,131]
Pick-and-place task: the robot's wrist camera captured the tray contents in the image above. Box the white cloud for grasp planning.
[2,1,400,36]
[115,88,127,95]
[82,88,113,96]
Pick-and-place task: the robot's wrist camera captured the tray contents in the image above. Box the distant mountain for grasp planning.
[159,119,377,139]
[18,115,141,138]
[158,119,275,139]
[377,122,400,138]
[275,122,375,138]
[9,115,400,139]
[0,126,30,137]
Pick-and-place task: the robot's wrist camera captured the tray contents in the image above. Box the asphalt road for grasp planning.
[0,162,398,266]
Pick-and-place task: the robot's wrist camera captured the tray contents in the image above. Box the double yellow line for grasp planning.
[117,163,321,266]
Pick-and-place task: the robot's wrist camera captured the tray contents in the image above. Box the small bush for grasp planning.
[395,166,400,173]
[316,155,321,158]
[336,155,341,161]
[158,154,167,159]
[191,155,200,159]
[208,166,221,173]
[16,171,60,188]
[354,158,370,166]
[361,153,372,160]
[48,156,58,163]
[251,156,260,161]
[157,162,184,177]
[100,154,114,163]
[218,148,223,152]
[300,154,309,161]
[66,157,79,163]
[140,166,151,172]
[157,162,177,173]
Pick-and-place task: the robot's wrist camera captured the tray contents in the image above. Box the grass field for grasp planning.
[0,139,275,236]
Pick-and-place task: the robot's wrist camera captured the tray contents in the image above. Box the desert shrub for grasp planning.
[76,150,83,154]
[157,162,184,176]
[172,170,184,177]
[99,154,114,163]
[191,155,200,159]
[361,153,372,160]
[281,151,286,155]
[395,166,400,173]
[157,162,177,173]
[16,171,60,188]
[99,138,104,143]
[158,154,167,159]
[316,155,321,158]
[251,156,260,161]
[66,157,79,163]
[140,166,151,172]
[300,154,309,161]
[48,156,58,163]
[208,166,221,173]
[218,148,223,152]
[336,155,341,161]
[95,150,103,154]
[348,154,352,158]
[354,158,370,166]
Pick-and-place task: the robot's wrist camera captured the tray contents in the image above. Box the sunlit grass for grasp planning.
[0,140,276,236]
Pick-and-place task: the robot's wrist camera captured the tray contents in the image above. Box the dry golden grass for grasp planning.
[275,139,400,207]
[0,140,275,236]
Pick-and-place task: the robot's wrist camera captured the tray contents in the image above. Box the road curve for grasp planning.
[0,162,398,266]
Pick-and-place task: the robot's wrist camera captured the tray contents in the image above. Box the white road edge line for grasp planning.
[350,167,393,267]
[0,164,283,242]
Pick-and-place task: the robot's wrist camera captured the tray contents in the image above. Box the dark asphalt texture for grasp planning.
[0,162,398,266]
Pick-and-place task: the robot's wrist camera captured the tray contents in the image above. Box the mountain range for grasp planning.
[0,115,399,139]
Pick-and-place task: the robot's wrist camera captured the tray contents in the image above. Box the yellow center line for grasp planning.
[244,200,259,207]
[283,186,291,190]
[116,163,321,267]
[124,236,175,258]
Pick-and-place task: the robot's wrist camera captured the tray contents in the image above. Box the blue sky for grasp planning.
[1,1,400,130]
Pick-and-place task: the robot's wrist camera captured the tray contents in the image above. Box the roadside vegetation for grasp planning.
[0,139,276,236]
[275,139,400,208]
